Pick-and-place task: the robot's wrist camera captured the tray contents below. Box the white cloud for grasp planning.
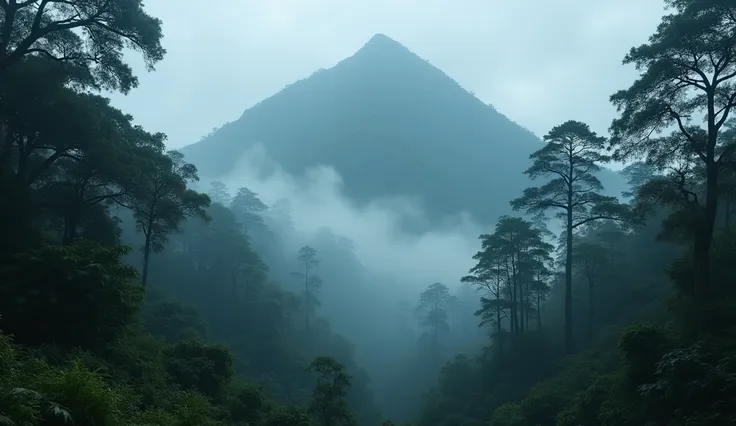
[207,144,482,290]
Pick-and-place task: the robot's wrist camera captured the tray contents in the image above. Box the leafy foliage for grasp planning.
[0,241,142,350]
[0,3,386,426]
[0,0,165,92]
[3,1,736,426]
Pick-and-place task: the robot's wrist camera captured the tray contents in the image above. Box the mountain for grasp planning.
[180,33,623,227]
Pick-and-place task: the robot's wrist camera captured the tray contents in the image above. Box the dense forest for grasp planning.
[1,0,736,426]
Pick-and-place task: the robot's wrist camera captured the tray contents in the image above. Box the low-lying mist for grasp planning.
[198,143,484,292]
[187,143,494,420]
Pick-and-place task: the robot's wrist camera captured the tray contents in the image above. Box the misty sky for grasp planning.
[109,0,667,150]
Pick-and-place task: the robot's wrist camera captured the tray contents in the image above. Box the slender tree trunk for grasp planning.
[62,214,74,245]
[305,263,310,333]
[495,280,504,363]
[141,232,152,287]
[513,285,519,336]
[524,280,530,332]
[565,206,574,354]
[724,199,731,230]
[496,304,502,361]
[0,6,17,69]
[432,307,438,345]
[506,263,517,336]
[512,260,521,336]
[62,202,82,245]
[693,96,720,303]
[588,274,594,344]
[517,273,524,335]
[694,161,717,302]
[537,293,542,330]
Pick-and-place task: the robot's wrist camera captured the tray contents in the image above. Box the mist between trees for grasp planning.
[1,1,736,426]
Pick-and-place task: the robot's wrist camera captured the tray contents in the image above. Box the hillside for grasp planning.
[180,34,563,226]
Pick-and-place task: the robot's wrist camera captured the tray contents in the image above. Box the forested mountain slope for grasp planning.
[4,1,735,426]
[180,34,625,226]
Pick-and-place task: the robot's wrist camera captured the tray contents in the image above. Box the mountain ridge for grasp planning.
[180,33,623,228]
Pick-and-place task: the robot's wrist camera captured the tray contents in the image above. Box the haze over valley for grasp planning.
[2,1,736,426]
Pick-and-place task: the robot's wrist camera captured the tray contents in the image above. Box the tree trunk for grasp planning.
[0,6,17,69]
[496,304,503,361]
[693,162,717,301]
[496,281,504,363]
[62,203,81,245]
[694,95,719,303]
[724,199,731,230]
[565,206,574,354]
[588,275,594,344]
[524,281,530,332]
[305,263,310,334]
[507,265,517,336]
[141,232,152,287]
[537,293,542,330]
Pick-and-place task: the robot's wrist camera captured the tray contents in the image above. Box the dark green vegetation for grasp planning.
[0,1,379,425]
[2,0,736,425]
[410,1,736,425]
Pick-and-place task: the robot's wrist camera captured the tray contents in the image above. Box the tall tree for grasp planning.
[447,294,459,334]
[124,150,210,286]
[295,245,321,333]
[511,120,627,353]
[529,274,551,331]
[609,0,736,303]
[465,217,552,344]
[573,241,609,342]
[0,0,165,92]
[307,356,356,426]
[230,186,269,235]
[620,162,658,200]
[463,244,510,360]
[416,282,451,345]
[0,57,164,249]
[208,181,231,206]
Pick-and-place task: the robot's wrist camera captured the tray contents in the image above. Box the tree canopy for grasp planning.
[0,0,165,92]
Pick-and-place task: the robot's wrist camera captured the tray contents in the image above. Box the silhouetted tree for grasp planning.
[609,0,736,303]
[307,356,355,426]
[573,241,608,341]
[416,282,451,345]
[512,121,627,353]
[208,181,230,206]
[123,150,210,286]
[0,0,165,93]
[295,245,321,333]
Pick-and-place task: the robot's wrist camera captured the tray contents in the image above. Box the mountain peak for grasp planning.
[180,32,545,227]
[365,33,400,46]
[356,33,412,57]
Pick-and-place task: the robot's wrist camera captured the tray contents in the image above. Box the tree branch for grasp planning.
[715,90,736,130]
[5,0,110,66]
[87,190,126,205]
[30,0,51,34]
[572,214,625,230]
[672,167,700,207]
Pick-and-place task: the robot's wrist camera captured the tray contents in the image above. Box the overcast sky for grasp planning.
[109,0,667,150]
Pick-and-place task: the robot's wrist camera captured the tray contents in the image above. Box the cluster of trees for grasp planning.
[412,1,736,425]
[4,0,736,425]
[0,1,385,425]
